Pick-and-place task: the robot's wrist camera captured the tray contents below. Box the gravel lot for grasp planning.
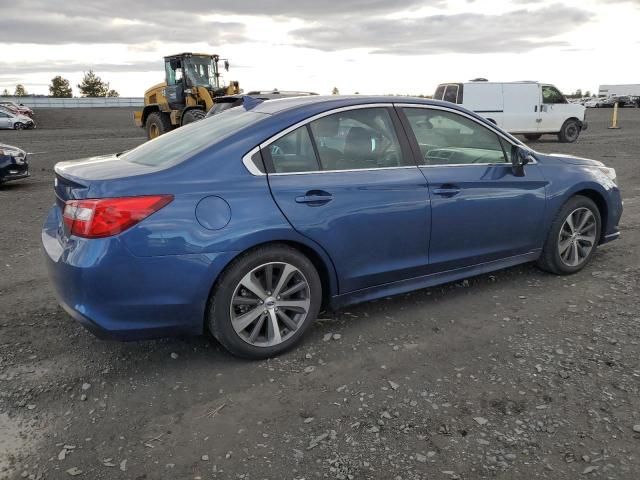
[1,107,639,480]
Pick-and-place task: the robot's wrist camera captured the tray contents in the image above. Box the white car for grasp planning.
[0,107,35,130]
[434,81,587,142]
[584,97,610,108]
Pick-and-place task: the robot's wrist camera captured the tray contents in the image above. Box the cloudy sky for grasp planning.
[0,0,638,97]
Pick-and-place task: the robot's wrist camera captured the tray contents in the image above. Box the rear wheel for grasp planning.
[208,245,322,359]
[524,134,542,141]
[145,112,172,140]
[537,195,601,275]
[558,119,581,143]
[182,109,206,125]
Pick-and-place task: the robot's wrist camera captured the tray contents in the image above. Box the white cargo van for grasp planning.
[434,81,587,143]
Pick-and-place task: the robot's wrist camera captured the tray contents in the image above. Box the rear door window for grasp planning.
[268,126,320,173]
[309,108,409,170]
[443,85,459,103]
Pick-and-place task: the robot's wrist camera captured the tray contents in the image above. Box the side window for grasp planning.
[403,108,508,165]
[268,126,319,173]
[542,85,567,104]
[434,85,446,100]
[443,85,459,104]
[309,108,408,171]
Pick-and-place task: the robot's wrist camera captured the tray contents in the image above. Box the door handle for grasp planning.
[432,185,461,197]
[295,190,333,205]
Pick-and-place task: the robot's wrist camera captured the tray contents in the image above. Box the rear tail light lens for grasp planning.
[63,195,173,238]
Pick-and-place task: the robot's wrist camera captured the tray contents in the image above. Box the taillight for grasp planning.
[63,195,173,238]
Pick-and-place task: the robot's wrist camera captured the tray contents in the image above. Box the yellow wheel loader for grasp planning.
[133,53,240,139]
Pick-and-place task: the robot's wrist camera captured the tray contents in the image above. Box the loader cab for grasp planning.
[163,53,225,109]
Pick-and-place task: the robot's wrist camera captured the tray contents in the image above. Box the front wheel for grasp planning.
[558,119,581,143]
[537,195,601,275]
[145,112,172,140]
[182,109,206,125]
[13,122,25,130]
[208,245,322,359]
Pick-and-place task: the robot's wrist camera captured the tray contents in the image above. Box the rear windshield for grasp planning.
[123,108,266,167]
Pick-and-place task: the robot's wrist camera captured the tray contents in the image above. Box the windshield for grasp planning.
[122,109,266,167]
[185,56,220,88]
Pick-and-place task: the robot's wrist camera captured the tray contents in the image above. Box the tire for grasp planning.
[524,134,542,141]
[207,244,322,359]
[558,119,581,143]
[182,109,206,125]
[145,112,172,140]
[13,122,24,130]
[537,195,601,275]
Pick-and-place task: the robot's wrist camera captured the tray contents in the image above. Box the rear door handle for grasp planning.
[432,185,461,197]
[295,190,333,205]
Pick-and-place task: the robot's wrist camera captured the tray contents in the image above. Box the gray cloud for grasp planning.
[12,1,434,20]
[291,5,593,54]
[0,1,594,57]
[0,61,162,75]
[0,12,246,45]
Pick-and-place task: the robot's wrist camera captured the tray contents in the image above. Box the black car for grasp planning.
[0,143,29,184]
[205,90,318,117]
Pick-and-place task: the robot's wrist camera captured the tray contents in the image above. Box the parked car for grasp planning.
[0,101,33,117]
[611,96,632,107]
[206,91,318,117]
[43,96,622,359]
[0,107,36,130]
[0,143,30,184]
[434,81,587,142]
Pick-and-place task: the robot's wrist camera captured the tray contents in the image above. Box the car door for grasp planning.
[397,104,547,271]
[265,105,431,293]
[0,112,10,129]
[539,84,569,132]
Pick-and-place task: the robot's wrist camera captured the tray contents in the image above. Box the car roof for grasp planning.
[251,95,459,114]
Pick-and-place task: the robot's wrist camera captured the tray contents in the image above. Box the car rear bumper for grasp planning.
[42,205,237,340]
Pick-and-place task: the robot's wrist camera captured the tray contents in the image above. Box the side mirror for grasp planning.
[224,60,230,72]
[511,146,533,177]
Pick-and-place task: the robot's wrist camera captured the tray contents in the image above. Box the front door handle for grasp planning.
[295,190,333,206]
[432,185,461,197]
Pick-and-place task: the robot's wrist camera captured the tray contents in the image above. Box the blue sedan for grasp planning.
[42,96,622,358]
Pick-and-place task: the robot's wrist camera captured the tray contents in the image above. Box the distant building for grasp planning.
[598,84,640,97]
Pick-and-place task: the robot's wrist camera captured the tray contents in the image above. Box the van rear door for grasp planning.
[502,83,540,133]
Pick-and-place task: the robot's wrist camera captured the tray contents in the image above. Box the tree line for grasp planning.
[0,71,119,98]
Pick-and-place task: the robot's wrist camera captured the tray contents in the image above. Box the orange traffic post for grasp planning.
[609,102,621,129]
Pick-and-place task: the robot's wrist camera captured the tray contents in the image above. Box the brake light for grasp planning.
[63,195,173,238]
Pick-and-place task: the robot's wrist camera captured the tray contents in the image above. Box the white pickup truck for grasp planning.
[434,81,587,143]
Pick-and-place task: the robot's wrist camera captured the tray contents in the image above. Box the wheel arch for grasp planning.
[564,116,583,128]
[564,187,608,243]
[203,238,339,332]
[141,104,161,125]
[181,106,206,126]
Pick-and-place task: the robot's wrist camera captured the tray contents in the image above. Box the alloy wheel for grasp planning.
[230,262,311,347]
[557,207,597,267]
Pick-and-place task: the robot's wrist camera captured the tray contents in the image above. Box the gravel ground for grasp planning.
[0,107,639,480]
